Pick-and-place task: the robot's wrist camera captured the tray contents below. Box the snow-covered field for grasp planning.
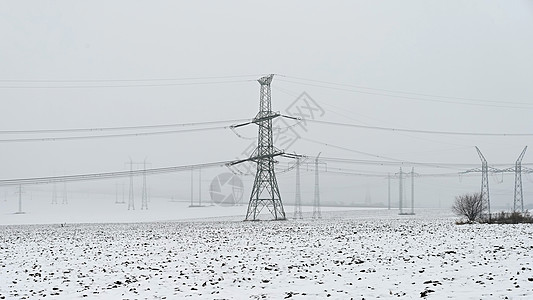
[1,209,532,299]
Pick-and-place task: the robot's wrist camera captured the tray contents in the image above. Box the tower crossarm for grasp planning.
[228,152,285,166]
[513,146,527,213]
[460,168,481,174]
[517,146,528,164]
[253,111,281,124]
[475,146,487,164]
[460,166,501,174]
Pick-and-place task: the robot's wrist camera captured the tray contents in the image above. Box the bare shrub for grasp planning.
[452,193,484,223]
[489,210,533,224]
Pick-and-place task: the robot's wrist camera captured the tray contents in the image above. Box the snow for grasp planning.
[1,206,532,299]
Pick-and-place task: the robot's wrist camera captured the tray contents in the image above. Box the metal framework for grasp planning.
[513,146,527,213]
[246,74,285,220]
[15,184,24,214]
[52,183,58,204]
[227,75,301,220]
[293,157,303,219]
[128,159,135,210]
[62,181,68,205]
[475,146,491,218]
[387,173,391,210]
[409,167,416,215]
[313,153,322,219]
[189,167,204,207]
[397,168,404,214]
[141,159,148,210]
[395,168,416,215]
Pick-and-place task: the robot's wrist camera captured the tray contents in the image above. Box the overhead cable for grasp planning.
[305,119,533,137]
[0,161,231,186]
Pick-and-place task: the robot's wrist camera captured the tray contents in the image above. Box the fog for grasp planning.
[1,0,533,213]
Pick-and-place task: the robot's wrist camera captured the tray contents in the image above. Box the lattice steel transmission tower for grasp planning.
[229,74,299,220]
[313,153,322,219]
[62,181,68,205]
[125,158,151,210]
[513,146,527,213]
[387,173,391,210]
[475,146,491,218]
[397,168,404,214]
[293,157,303,219]
[141,159,148,210]
[462,147,500,219]
[51,183,58,204]
[409,167,417,215]
[15,184,25,214]
[128,159,135,210]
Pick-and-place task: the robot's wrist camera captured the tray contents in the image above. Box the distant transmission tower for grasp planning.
[229,74,299,221]
[15,185,25,214]
[199,167,202,206]
[293,157,303,219]
[51,183,58,204]
[313,153,322,219]
[397,168,404,214]
[62,181,68,205]
[476,147,491,219]
[189,167,203,207]
[125,158,151,210]
[115,182,120,204]
[409,167,416,215]
[141,159,148,210]
[396,168,416,215]
[387,173,391,210]
[513,146,527,213]
[190,167,194,206]
[127,158,135,210]
[121,182,125,204]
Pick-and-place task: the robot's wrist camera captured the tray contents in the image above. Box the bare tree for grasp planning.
[452,193,485,222]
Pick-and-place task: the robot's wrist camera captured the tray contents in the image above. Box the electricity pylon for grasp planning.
[141,159,148,210]
[409,167,417,215]
[51,183,58,204]
[62,181,68,205]
[199,167,202,206]
[293,157,303,219]
[126,158,151,210]
[395,168,416,215]
[15,185,25,214]
[229,74,300,220]
[128,159,135,210]
[476,146,491,219]
[397,168,404,214]
[387,173,391,210]
[513,146,527,213]
[313,153,322,219]
[462,147,506,219]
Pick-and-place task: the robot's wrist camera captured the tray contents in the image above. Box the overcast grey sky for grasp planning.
[1,1,533,208]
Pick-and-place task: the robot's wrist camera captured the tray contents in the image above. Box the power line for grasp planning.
[0,125,231,143]
[0,74,263,83]
[276,75,533,110]
[278,74,533,107]
[300,138,533,171]
[0,79,255,89]
[0,161,231,186]
[0,119,248,135]
[319,156,480,168]
[300,137,457,170]
[290,163,481,179]
[3,117,527,143]
[305,119,533,137]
